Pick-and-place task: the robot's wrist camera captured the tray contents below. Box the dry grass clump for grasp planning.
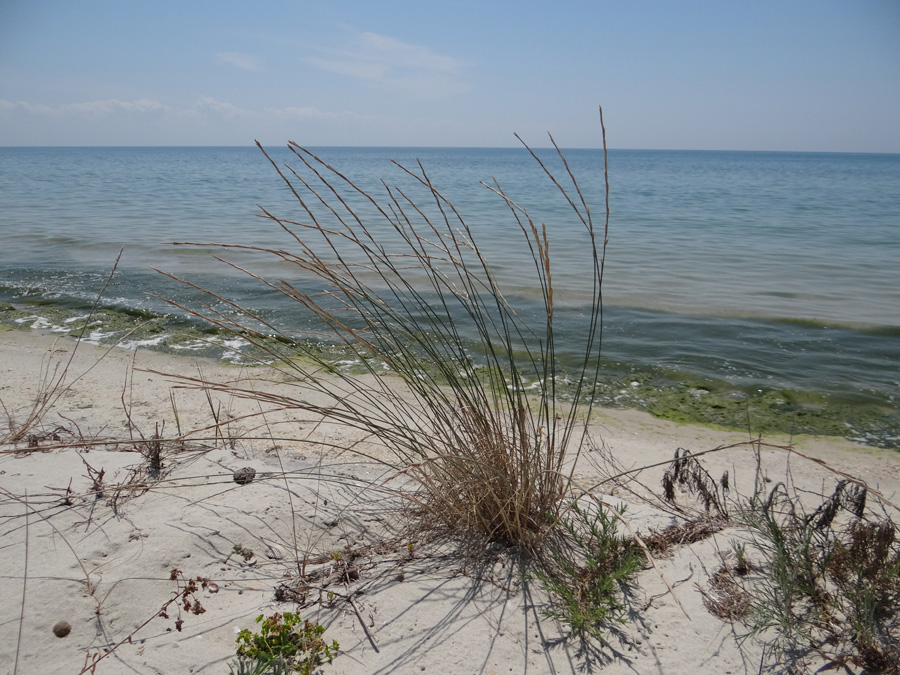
[700,561,752,622]
[158,114,610,553]
[642,516,729,557]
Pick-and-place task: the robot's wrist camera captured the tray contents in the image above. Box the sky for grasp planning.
[1,0,898,151]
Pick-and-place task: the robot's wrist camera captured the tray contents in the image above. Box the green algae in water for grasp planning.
[591,370,899,450]
[2,300,898,450]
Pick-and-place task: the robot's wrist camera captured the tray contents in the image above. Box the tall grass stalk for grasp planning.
[157,111,610,551]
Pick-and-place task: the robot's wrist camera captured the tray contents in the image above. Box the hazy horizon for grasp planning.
[3,145,900,156]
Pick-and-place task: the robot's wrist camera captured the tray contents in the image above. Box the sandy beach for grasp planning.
[2,328,899,674]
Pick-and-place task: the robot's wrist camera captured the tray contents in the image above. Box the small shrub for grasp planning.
[740,480,900,672]
[534,501,643,641]
[233,612,338,675]
[657,448,900,671]
[825,519,900,672]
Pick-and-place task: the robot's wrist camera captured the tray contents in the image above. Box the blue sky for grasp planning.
[1,0,898,150]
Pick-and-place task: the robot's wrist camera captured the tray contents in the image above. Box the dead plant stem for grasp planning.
[13,490,28,675]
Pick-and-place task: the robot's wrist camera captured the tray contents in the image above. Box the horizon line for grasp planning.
[2,144,899,156]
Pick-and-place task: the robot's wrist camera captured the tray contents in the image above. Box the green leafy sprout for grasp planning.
[233,612,338,675]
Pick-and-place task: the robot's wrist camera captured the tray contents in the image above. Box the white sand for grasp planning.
[2,329,898,674]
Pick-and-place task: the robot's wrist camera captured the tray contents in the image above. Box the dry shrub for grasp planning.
[740,464,899,671]
[653,444,900,671]
[661,448,730,518]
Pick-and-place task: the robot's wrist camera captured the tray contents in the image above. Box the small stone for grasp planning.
[232,467,256,485]
[52,621,72,638]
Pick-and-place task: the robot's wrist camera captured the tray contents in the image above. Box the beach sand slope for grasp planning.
[2,331,898,674]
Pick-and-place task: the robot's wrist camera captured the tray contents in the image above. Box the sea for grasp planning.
[1,146,898,448]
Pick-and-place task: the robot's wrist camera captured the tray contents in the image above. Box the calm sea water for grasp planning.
[1,146,898,446]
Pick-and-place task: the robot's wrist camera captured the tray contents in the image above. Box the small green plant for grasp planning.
[534,501,643,641]
[233,612,338,675]
[233,544,254,561]
[731,539,750,576]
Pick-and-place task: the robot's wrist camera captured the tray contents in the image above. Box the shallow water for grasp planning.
[1,146,898,447]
